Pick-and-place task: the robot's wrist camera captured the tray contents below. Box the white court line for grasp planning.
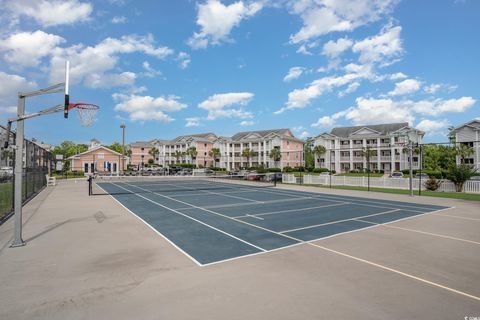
[232,202,350,219]
[95,183,203,267]
[279,209,401,234]
[309,242,480,302]
[432,213,480,222]
[258,187,449,213]
[170,189,264,198]
[246,214,264,220]
[163,181,263,204]
[355,219,480,246]
[112,183,267,253]
[106,183,480,301]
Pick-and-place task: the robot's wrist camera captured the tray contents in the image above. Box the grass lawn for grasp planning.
[298,183,480,201]
[0,182,13,219]
[336,172,385,177]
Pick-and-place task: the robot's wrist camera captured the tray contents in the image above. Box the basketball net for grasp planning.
[68,103,99,127]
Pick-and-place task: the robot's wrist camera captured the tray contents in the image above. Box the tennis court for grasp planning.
[93,176,449,266]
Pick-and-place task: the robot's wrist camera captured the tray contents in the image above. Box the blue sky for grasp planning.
[0,0,478,145]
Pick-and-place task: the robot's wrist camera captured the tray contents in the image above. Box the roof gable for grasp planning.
[350,127,381,136]
[68,145,125,159]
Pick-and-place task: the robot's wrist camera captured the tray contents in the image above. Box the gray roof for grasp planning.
[231,128,292,140]
[170,133,217,143]
[330,123,409,138]
[130,141,155,147]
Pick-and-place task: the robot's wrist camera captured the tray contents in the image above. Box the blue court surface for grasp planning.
[97,180,449,266]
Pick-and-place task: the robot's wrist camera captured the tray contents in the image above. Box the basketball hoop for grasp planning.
[68,103,99,127]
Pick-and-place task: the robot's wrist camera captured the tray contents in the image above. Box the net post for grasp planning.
[64,61,70,119]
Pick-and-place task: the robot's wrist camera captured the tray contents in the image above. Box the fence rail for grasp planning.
[282,174,480,194]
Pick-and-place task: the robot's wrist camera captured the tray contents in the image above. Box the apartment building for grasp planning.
[314,123,424,173]
[213,129,304,170]
[129,129,304,170]
[453,119,480,170]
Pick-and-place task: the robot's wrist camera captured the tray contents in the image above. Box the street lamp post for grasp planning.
[120,123,125,174]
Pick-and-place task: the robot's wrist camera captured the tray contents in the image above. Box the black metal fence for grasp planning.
[0,127,52,223]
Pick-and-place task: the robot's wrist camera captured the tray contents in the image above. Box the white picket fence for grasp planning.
[282,174,480,194]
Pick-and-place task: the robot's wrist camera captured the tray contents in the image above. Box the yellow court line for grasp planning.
[356,219,480,246]
[433,213,480,222]
[308,242,480,302]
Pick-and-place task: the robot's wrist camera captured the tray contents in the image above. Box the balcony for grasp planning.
[352,156,363,161]
[380,156,391,162]
[340,144,350,149]
[340,156,350,161]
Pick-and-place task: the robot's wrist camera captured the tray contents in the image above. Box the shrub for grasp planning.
[424,177,441,191]
[283,166,294,172]
[268,168,281,172]
[447,164,478,192]
[312,168,329,173]
[293,166,305,172]
[330,170,336,174]
[209,166,226,171]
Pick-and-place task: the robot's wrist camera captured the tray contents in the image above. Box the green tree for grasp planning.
[174,150,183,163]
[313,145,326,168]
[186,146,198,164]
[107,142,123,154]
[448,164,477,192]
[208,148,221,165]
[456,144,474,163]
[269,148,282,168]
[242,148,257,167]
[148,147,160,164]
[52,141,88,158]
[125,148,132,164]
[361,147,377,172]
[303,137,315,169]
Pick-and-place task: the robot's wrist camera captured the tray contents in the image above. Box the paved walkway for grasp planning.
[0,180,479,319]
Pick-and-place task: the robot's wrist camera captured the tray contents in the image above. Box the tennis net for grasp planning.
[89,173,277,196]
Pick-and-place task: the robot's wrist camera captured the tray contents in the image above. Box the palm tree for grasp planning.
[269,148,282,168]
[174,150,182,164]
[209,148,221,166]
[361,147,377,172]
[148,147,159,165]
[125,148,132,164]
[242,148,257,168]
[313,145,326,168]
[186,146,198,164]
[456,144,474,163]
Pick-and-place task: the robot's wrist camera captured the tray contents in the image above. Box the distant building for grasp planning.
[68,144,127,174]
[452,119,480,169]
[128,129,305,170]
[314,123,424,173]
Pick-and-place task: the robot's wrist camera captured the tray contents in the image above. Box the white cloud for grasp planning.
[352,25,403,65]
[424,83,441,94]
[85,72,136,88]
[338,81,360,97]
[177,52,191,69]
[283,67,305,82]
[0,71,37,102]
[389,72,407,80]
[199,92,254,120]
[388,79,421,96]
[322,37,353,58]
[416,119,450,135]
[240,120,255,126]
[5,0,93,27]
[289,0,399,44]
[0,106,17,114]
[142,61,161,78]
[314,96,476,128]
[187,0,263,49]
[113,94,187,122]
[0,30,65,68]
[292,126,310,139]
[111,16,127,24]
[49,34,174,88]
[185,117,201,127]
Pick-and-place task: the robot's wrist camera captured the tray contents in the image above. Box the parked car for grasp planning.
[415,173,429,179]
[246,172,263,181]
[265,172,282,182]
[389,171,404,178]
[0,166,13,176]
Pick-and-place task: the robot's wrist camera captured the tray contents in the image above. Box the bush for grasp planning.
[331,170,336,174]
[293,166,305,172]
[283,166,294,173]
[447,164,478,192]
[268,168,281,172]
[424,177,441,191]
[209,166,226,171]
[305,166,314,172]
[312,168,329,173]
[173,163,196,168]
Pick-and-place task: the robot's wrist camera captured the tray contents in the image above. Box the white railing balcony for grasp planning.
[340,144,350,149]
[352,156,363,161]
[380,156,391,162]
[340,156,350,161]
[394,155,401,161]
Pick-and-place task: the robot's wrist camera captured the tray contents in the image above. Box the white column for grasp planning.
[390,136,395,171]
[377,138,381,171]
[263,141,267,166]
[249,142,252,167]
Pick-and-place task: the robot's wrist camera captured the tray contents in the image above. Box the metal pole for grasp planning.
[329,150,332,188]
[11,95,26,247]
[367,147,370,192]
[121,123,125,173]
[409,143,414,197]
[419,144,423,196]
